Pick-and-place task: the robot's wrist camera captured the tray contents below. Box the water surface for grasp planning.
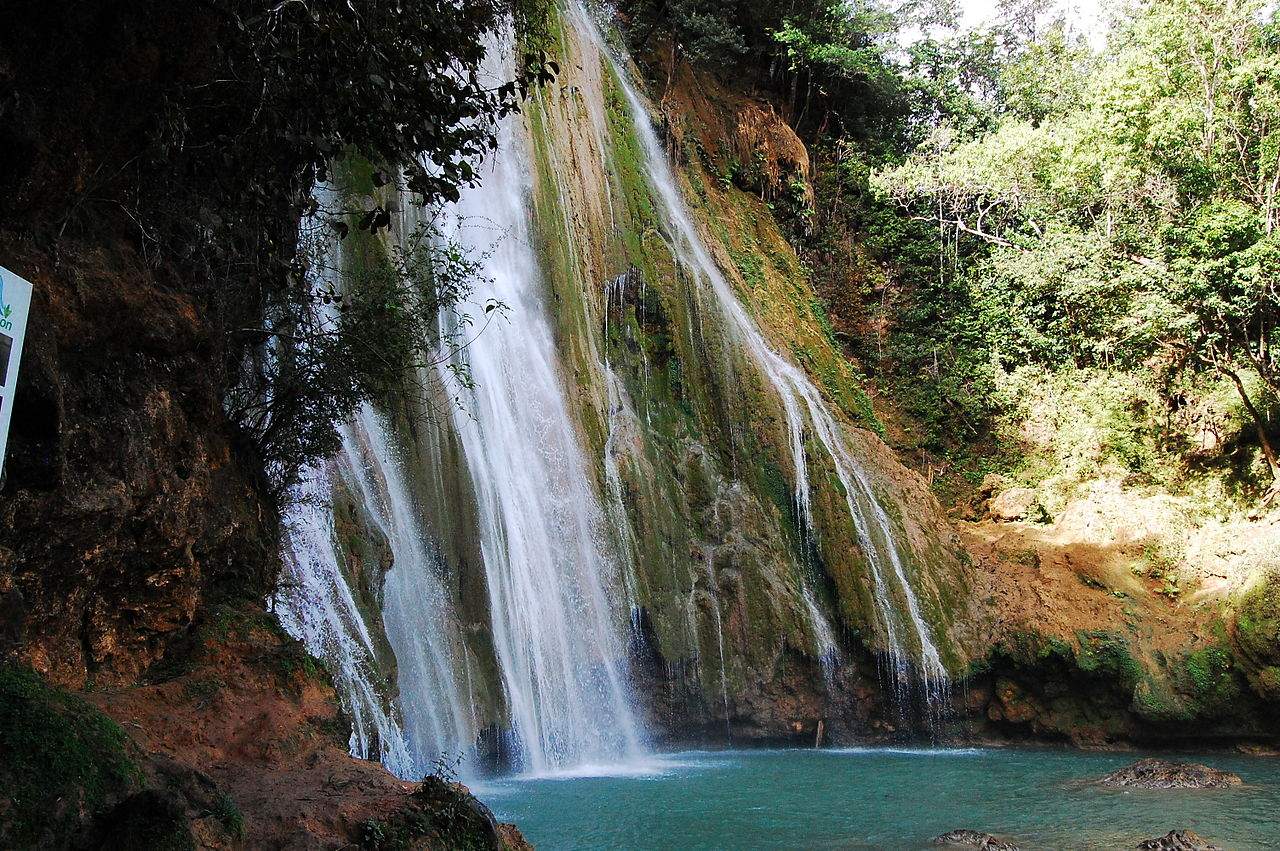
[479,747,1280,849]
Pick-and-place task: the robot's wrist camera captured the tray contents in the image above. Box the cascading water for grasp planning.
[413,29,646,775]
[342,405,475,768]
[569,4,949,709]
[277,454,416,777]
[278,222,477,777]
[281,47,648,772]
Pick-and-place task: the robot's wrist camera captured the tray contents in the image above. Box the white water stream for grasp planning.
[420,29,646,774]
[570,5,949,706]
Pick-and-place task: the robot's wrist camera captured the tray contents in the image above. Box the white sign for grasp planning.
[0,265,34,480]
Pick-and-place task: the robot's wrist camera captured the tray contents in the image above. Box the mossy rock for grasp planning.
[1234,569,1280,702]
[993,630,1075,669]
[1130,643,1248,724]
[1178,645,1243,708]
[1075,630,1143,690]
[1250,665,1280,702]
[358,775,506,851]
[86,789,197,851]
[0,665,145,848]
[1236,569,1280,666]
[1131,675,1195,725]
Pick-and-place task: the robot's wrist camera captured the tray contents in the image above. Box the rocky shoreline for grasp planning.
[935,828,1227,851]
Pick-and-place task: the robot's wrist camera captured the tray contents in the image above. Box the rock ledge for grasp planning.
[1136,829,1224,850]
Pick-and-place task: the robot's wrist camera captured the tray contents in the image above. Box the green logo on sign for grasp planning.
[0,271,11,330]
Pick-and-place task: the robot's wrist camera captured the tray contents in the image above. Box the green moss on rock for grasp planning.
[993,630,1075,668]
[1253,665,1280,701]
[1131,675,1195,724]
[1234,569,1280,702]
[90,790,197,851]
[358,775,509,851]
[1236,569,1280,664]
[1075,630,1143,689]
[1180,645,1240,704]
[0,665,145,847]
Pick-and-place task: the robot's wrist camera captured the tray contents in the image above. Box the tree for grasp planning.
[1,0,557,495]
[875,0,1280,493]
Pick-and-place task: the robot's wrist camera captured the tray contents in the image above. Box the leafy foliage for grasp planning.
[872,0,1280,495]
[230,192,502,491]
[1,0,554,500]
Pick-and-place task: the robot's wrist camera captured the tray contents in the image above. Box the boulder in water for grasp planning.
[1099,759,1243,789]
[1136,829,1224,850]
[932,829,1022,850]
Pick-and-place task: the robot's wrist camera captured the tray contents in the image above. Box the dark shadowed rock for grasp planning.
[933,828,1022,850]
[1099,759,1243,789]
[1136,829,1224,850]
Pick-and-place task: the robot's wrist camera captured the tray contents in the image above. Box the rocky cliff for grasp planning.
[507,5,1279,751]
[0,4,528,847]
[526,12,975,743]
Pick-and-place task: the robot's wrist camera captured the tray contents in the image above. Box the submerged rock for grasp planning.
[1099,758,1243,789]
[932,828,1022,850]
[1136,829,1224,850]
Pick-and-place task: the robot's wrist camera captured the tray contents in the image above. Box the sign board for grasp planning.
[0,265,33,480]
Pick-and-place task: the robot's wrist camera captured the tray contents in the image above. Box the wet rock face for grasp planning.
[1099,759,1243,789]
[932,828,1021,850]
[1136,829,1224,850]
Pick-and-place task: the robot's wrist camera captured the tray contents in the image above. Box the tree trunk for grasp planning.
[1223,367,1280,491]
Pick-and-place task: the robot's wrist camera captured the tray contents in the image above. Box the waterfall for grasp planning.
[279,3,953,784]
[281,66,647,772]
[276,456,416,777]
[417,28,647,774]
[342,406,475,768]
[569,4,949,706]
[278,226,479,777]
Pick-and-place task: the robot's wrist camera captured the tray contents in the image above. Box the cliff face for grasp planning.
[519,10,975,742]
[954,483,1280,748]
[0,235,270,688]
[0,127,526,851]
[0,0,269,693]
[513,8,1278,750]
[287,8,978,765]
